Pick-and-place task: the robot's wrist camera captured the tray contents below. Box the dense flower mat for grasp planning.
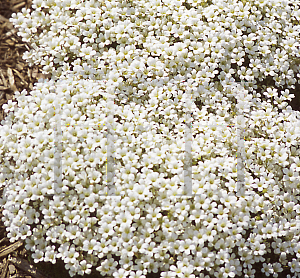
[1,0,300,277]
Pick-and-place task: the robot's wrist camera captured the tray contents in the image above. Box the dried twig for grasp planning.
[0,240,23,258]
[0,237,7,245]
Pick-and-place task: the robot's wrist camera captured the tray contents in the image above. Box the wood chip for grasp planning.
[5,39,14,46]
[0,241,23,258]
[8,256,51,278]
[7,68,14,87]
[37,72,51,80]
[7,68,17,92]
[27,68,32,81]
[16,63,24,71]
[15,44,25,48]
[26,0,33,9]
[0,15,10,23]
[13,68,28,85]
[3,29,17,39]
[31,67,39,79]
[8,264,16,275]
[0,70,7,88]
[0,258,8,278]
[6,93,14,100]
[24,44,30,51]
[13,0,26,4]
[12,2,26,11]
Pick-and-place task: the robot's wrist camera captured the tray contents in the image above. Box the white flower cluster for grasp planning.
[1,0,300,277]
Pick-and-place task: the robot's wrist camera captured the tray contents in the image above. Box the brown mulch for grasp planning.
[0,0,50,123]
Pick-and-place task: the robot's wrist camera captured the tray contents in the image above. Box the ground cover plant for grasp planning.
[0,0,300,278]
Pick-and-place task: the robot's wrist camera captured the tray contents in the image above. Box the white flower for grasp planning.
[32,249,44,263]
[113,268,130,278]
[77,260,93,276]
[2,1,300,277]
[44,245,57,264]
